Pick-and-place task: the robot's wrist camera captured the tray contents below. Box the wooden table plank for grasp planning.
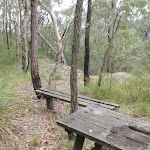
[57,115,149,150]
[88,105,150,131]
[57,107,150,150]
[72,106,145,127]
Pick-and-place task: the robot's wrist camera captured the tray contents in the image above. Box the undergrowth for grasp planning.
[79,74,150,119]
[0,44,27,149]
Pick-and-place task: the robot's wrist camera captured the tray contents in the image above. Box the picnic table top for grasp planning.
[57,106,150,150]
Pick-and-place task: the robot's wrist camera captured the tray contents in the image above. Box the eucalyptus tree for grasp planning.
[10,0,21,70]
[21,0,29,72]
[13,0,21,41]
[38,0,74,64]
[97,0,123,86]
[38,0,75,86]
[84,0,92,86]
[115,0,150,73]
[70,0,84,114]
[134,0,150,41]
[31,0,42,95]
[8,0,12,45]
[1,0,6,43]
[94,0,150,86]
[5,0,9,50]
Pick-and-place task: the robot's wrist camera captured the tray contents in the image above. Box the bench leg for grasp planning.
[73,134,85,150]
[91,143,103,150]
[46,97,54,110]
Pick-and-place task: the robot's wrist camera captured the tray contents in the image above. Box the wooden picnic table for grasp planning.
[57,105,150,150]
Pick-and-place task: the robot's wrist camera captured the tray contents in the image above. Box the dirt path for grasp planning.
[3,65,85,150]
[12,81,70,150]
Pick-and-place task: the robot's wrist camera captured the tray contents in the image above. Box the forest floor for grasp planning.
[3,65,88,150]
[12,80,70,150]
[2,64,150,150]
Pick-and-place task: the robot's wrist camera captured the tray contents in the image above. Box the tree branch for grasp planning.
[39,0,61,43]
[38,32,57,54]
[114,15,122,34]
[112,13,119,38]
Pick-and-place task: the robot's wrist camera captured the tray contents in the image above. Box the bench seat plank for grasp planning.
[57,107,150,150]
[35,89,116,110]
[40,87,120,108]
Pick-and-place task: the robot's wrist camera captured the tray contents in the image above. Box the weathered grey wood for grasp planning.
[45,96,54,110]
[109,125,150,144]
[36,89,116,110]
[72,106,150,135]
[91,143,103,150]
[40,87,120,108]
[87,105,150,131]
[57,115,119,150]
[57,107,150,150]
[36,90,71,103]
[70,107,134,129]
[73,134,85,150]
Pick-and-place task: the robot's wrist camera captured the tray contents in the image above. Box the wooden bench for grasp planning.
[35,87,120,110]
[57,105,150,150]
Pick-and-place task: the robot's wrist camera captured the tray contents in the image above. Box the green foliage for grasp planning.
[57,136,95,150]
[0,44,25,148]
[131,102,150,118]
[0,44,17,67]
[79,74,150,117]
[57,137,74,149]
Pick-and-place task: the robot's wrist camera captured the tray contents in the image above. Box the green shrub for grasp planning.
[79,73,150,117]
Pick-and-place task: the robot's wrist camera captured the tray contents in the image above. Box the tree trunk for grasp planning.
[70,0,84,114]
[98,0,121,87]
[2,0,6,43]
[21,0,29,72]
[31,0,42,95]
[105,0,116,73]
[98,40,113,87]
[5,0,9,50]
[8,0,12,46]
[60,23,73,59]
[84,0,92,86]
[15,0,21,41]
[15,26,19,71]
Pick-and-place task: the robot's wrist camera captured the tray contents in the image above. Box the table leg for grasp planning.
[46,96,54,110]
[91,143,103,150]
[65,129,74,140]
[73,134,85,150]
